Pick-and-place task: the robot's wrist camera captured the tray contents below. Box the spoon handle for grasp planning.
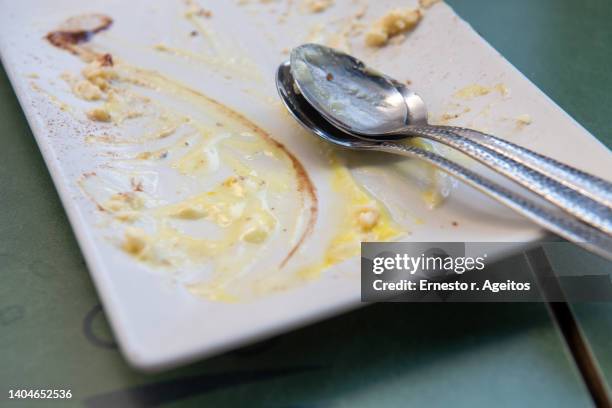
[434,125,612,207]
[377,141,612,261]
[400,125,612,235]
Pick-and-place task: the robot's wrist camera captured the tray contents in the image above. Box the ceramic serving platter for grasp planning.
[1,0,610,371]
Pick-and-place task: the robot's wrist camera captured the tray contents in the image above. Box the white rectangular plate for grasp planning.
[1,0,610,371]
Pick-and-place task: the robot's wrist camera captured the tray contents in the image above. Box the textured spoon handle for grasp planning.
[377,141,612,261]
[436,125,612,207]
[401,125,612,235]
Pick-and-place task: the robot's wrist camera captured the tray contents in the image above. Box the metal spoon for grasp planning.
[290,43,612,236]
[391,81,612,208]
[276,61,612,260]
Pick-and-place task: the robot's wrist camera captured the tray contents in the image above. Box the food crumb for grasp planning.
[365,8,422,47]
[242,226,270,244]
[73,80,103,101]
[87,107,111,122]
[516,114,532,127]
[172,205,208,220]
[81,59,118,91]
[104,192,145,221]
[185,2,212,18]
[122,227,148,256]
[454,84,490,99]
[305,0,334,13]
[355,5,368,19]
[494,83,510,97]
[357,205,380,231]
[419,0,441,9]
[441,113,459,122]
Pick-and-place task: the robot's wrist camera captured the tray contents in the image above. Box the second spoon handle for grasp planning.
[376,141,612,261]
[400,125,612,235]
[435,125,612,207]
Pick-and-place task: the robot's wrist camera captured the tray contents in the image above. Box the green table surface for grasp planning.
[1,0,611,407]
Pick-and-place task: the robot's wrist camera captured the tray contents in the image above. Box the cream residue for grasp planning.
[365,8,422,47]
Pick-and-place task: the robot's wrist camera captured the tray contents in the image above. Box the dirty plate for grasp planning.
[0,0,609,370]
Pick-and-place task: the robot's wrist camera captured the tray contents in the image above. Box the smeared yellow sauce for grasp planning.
[118,174,277,266]
[298,155,402,280]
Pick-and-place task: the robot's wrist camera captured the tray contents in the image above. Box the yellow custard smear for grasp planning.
[299,155,402,280]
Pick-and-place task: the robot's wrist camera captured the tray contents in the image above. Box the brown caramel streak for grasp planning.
[45,14,112,57]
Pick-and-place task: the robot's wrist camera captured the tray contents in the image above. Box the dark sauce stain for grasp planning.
[99,53,114,66]
[46,14,113,54]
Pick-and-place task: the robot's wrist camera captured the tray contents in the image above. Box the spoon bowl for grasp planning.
[290,43,413,136]
[276,61,377,150]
